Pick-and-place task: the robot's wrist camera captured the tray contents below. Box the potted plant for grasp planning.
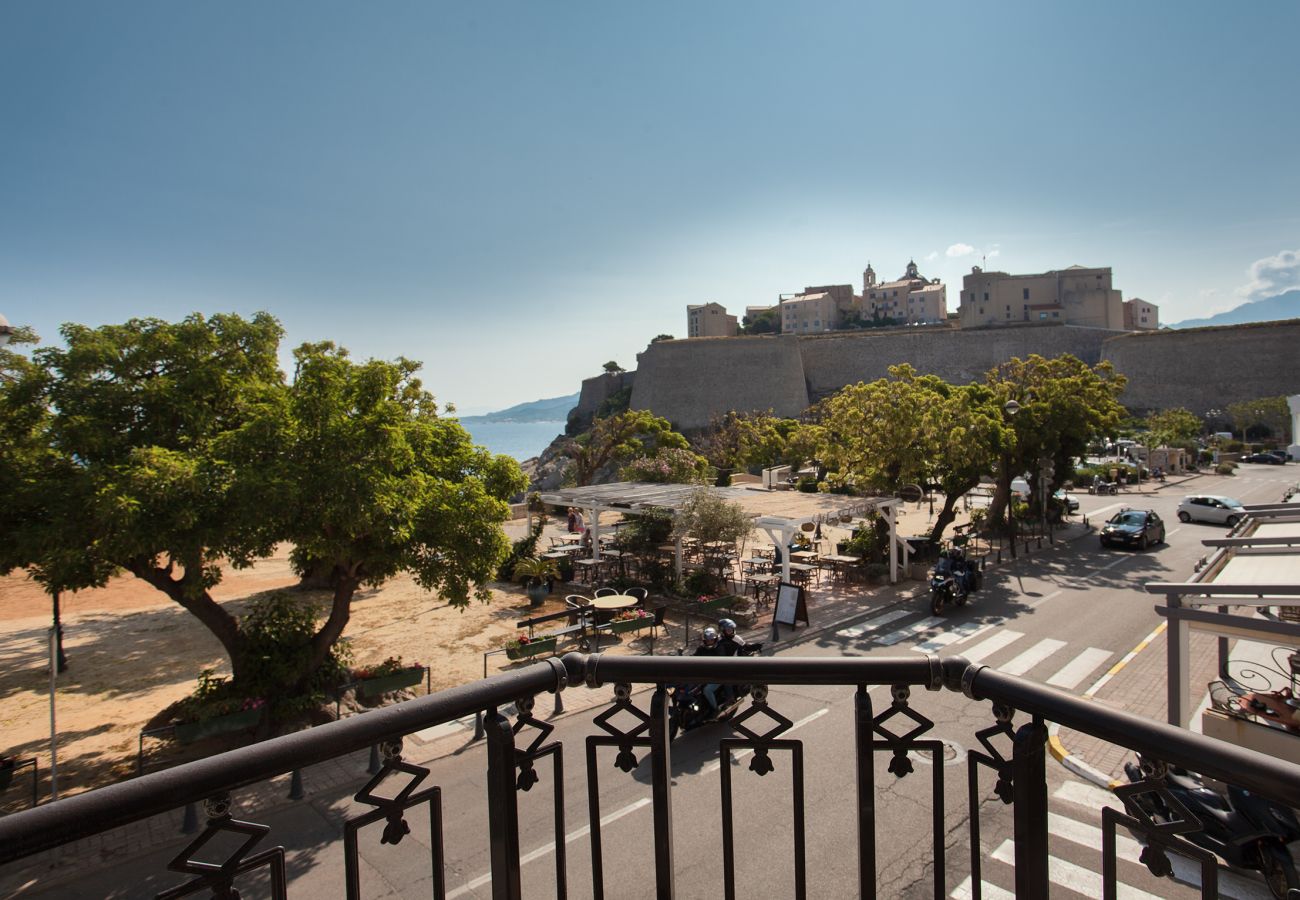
[607,607,652,635]
[352,656,425,698]
[513,556,560,607]
[172,669,266,744]
[504,632,557,660]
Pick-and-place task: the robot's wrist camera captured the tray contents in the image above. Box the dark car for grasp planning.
[1100,509,1166,550]
[1241,452,1285,465]
[1266,449,1291,463]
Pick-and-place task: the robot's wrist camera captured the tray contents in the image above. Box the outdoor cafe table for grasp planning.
[592,594,638,611]
[790,550,819,562]
[820,553,863,580]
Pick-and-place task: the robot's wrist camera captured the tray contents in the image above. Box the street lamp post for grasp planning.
[1002,399,1021,559]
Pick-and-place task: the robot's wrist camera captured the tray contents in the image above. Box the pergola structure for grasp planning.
[539,482,906,585]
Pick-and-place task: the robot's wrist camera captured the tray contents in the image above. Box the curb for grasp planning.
[1045,621,1168,790]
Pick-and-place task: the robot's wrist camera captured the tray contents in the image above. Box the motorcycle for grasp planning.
[928,572,968,615]
[668,643,764,740]
[1089,478,1120,495]
[1120,758,1300,899]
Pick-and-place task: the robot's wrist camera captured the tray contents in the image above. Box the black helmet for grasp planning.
[719,618,737,637]
[702,627,719,645]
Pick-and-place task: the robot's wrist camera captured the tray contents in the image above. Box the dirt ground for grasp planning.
[0,538,553,806]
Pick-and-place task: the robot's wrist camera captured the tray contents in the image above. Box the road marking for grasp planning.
[962,630,1023,663]
[836,608,913,638]
[950,876,1014,900]
[1097,554,1133,571]
[876,616,945,646]
[1085,622,1166,699]
[999,638,1067,676]
[1046,648,1112,690]
[1165,527,1182,537]
[1090,501,1126,518]
[446,798,651,898]
[1055,779,1119,809]
[1027,589,1062,609]
[990,840,1161,899]
[912,617,1003,653]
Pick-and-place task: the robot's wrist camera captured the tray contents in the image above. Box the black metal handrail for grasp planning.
[3,651,1299,899]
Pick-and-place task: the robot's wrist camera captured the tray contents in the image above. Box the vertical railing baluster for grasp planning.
[484,708,523,900]
[854,685,876,897]
[649,685,676,899]
[1011,716,1049,898]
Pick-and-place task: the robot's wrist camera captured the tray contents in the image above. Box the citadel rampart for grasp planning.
[629,320,1300,429]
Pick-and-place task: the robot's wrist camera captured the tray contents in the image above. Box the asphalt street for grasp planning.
[12,463,1296,899]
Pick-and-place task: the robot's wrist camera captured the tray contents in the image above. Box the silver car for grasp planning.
[1176,494,1245,526]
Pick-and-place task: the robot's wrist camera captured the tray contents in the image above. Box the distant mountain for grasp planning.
[460,392,579,423]
[1168,290,1300,329]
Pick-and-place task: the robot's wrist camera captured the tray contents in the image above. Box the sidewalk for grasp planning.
[1054,624,1221,787]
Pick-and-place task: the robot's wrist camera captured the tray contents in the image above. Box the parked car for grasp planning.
[1054,489,1079,513]
[1266,449,1291,463]
[1100,509,1165,550]
[1241,452,1285,465]
[1176,495,1245,526]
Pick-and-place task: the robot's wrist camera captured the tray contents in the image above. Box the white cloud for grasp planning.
[986,248,1001,259]
[925,250,939,261]
[1237,248,1300,302]
[946,243,975,258]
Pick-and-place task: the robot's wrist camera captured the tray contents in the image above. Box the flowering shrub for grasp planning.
[174,669,267,724]
[620,448,710,484]
[505,632,533,651]
[352,656,421,681]
[612,608,651,622]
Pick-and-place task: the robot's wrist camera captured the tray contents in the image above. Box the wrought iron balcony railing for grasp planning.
[2,652,1298,898]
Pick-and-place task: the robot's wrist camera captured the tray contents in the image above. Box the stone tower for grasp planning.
[863,262,876,291]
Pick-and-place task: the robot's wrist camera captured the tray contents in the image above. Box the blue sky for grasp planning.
[3,2,1298,412]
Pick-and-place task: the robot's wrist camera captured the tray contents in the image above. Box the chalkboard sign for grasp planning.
[773,581,809,628]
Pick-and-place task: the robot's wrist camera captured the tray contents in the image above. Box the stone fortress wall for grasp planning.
[628,319,1300,430]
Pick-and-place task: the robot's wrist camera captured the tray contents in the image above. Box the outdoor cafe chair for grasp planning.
[594,587,617,597]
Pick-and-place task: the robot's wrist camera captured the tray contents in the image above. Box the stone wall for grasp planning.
[799,323,1115,401]
[626,319,1300,428]
[567,370,634,434]
[1101,319,1300,415]
[630,334,809,430]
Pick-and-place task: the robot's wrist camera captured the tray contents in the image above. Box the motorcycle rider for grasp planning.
[693,626,725,716]
[718,618,746,656]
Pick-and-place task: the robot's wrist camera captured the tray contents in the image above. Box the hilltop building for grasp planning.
[958,264,1126,330]
[780,291,840,334]
[862,260,948,324]
[1124,298,1160,330]
[686,302,737,338]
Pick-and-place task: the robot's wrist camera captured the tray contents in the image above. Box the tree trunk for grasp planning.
[126,557,248,682]
[305,571,359,691]
[928,493,963,545]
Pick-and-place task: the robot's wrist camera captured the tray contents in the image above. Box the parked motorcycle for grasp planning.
[929,546,977,615]
[1120,758,1300,899]
[1089,478,1120,495]
[668,643,764,739]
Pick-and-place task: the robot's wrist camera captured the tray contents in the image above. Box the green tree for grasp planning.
[602,360,624,374]
[695,410,798,474]
[1,314,524,695]
[985,354,1127,527]
[619,446,711,483]
[561,409,689,486]
[672,488,753,548]
[1143,407,1201,449]
[650,334,674,344]
[740,309,779,334]
[1227,396,1290,443]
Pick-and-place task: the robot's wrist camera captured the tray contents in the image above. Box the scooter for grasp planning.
[1120,758,1300,899]
[1089,479,1120,495]
[928,568,969,615]
[667,643,764,740]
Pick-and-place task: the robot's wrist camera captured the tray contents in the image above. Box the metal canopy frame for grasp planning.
[539,482,904,584]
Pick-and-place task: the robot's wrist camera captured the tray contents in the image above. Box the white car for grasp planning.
[1176,495,1245,526]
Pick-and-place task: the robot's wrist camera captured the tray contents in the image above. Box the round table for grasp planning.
[592,594,638,610]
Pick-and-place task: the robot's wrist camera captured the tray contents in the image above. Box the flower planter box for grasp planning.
[607,616,651,635]
[356,667,425,699]
[505,636,557,660]
[0,761,14,791]
[174,707,262,744]
[697,595,739,614]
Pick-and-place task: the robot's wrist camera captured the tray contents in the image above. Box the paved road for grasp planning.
[14,465,1296,898]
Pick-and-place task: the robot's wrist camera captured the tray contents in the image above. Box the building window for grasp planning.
[979,307,984,315]
[983,292,989,301]
[1052,312,1059,318]
[1023,288,1030,300]
[1006,305,1010,311]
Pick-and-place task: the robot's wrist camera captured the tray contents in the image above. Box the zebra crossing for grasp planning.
[834,609,1114,690]
[951,779,1274,899]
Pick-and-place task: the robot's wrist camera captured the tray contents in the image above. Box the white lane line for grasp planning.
[1049,811,1144,858]
[999,638,1066,676]
[701,706,831,773]
[1165,527,1182,537]
[877,616,945,646]
[1055,779,1120,809]
[950,875,1014,900]
[912,618,1003,653]
[990,840,1162,899]
[1046,648,1113,690]
[962,630,1024,664]
[1097,554,1133,571]
[1089,501,1126,518]
[836,608,913,638]
[446,798,651,898]
[1027,589,1062,609]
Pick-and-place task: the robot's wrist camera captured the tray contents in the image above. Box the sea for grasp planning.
[460,419,566,462]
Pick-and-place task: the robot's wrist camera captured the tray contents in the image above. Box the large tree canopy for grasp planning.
[561,409,689,486]
[0,313,524,694]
